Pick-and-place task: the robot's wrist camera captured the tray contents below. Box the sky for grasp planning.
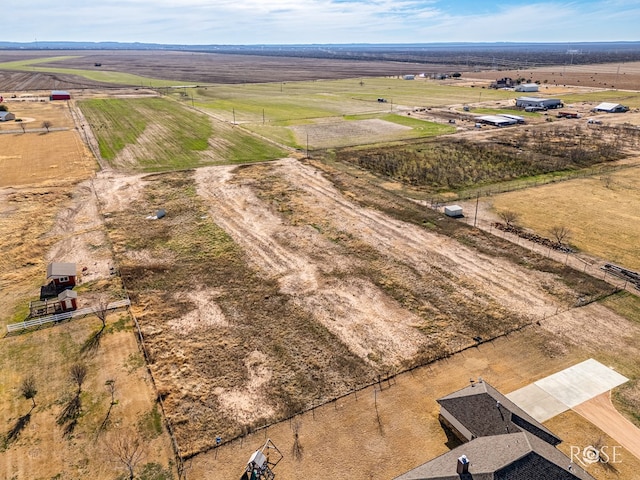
[4,0,640,45]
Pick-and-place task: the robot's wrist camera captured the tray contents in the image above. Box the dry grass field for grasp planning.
[0,99,175,479]
[0,100,95,187]
[93,157,615,460]
[465,61,640,92]
[2,52,640,480]
[189,300,640,479]
[490,162,640,270]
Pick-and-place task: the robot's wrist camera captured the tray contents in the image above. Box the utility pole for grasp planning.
[474,192,480,227]
[306,132,309,158]
[232,108,235,125]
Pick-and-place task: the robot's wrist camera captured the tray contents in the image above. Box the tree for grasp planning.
[20,375,37,409]
[70,363,87,394]
[41,120,52,132]
[498,210,520,228]
[93,295,110,331]
[104,429,146,480]
[550,225,571,245]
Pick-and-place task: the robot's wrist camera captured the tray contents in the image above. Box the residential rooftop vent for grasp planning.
[457,454,470,474]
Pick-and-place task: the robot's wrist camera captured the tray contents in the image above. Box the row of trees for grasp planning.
[498,210,572,245]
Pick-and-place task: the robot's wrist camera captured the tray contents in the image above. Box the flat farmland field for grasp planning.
[286,115,455,149]
[465,61,640,92]
[0,102,95,187]
[78,97,287,171]
[490,164,640,270]
[190,76,516,124]
[0,50,466,90]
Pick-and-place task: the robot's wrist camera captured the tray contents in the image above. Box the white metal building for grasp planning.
[0,111,16,122]
[515,97,563,109]
[515,83,539,92]
[477,115,518,127]
[592,102,629,113]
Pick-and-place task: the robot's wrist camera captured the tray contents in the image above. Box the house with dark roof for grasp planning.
[395,381,596,480]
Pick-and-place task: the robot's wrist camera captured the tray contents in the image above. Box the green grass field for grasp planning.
[79,97,286,171]
[0,56,181,88]
[189,78,517,125]
[173,78,488,147]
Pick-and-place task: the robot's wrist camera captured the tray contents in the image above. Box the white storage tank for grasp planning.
[444,205,463,217]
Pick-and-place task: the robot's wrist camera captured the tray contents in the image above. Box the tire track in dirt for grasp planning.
[195,164,426,368]
[194,159,571,369]
[276,159,565,319]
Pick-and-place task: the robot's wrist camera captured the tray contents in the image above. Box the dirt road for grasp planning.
[574,392,640,461]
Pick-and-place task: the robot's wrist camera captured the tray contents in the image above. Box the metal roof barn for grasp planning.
[516,97,563,109]
[593,102,629,113]
[515,83,539,92]
[477,115,517,127]
[50,90,71,100]
[498,114,525,123]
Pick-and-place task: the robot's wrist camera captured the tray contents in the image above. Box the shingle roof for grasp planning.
[395,431,595,480]
[437,381,560,445]
[394,382,596,480]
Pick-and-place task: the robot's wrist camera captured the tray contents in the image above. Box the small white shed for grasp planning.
[444,205,463,217]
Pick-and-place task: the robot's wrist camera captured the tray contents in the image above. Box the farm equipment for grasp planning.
[240,439,283,480]
[602,263,640,290]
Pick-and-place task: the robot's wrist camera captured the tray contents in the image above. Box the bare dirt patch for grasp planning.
[82,157,605,456]
[574,392,640,461]
[290,118,411,149]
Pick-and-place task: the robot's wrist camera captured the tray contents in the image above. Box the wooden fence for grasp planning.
[6,298,131,333]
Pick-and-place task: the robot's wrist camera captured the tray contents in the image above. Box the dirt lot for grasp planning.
[465,61,640,92]
[90,156,614,459]
[290,118,412,149]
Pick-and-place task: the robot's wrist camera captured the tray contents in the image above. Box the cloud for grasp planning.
[2,0,638,43]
